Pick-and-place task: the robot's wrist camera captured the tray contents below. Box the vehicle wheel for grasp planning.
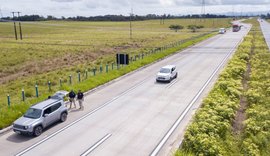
[60,112,67,122]
[175,73,178,78]
[33,126,43,137]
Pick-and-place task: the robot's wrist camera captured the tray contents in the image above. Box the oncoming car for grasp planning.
[219,28,226,34]
[156,65,178,82]
[12,91,68,136]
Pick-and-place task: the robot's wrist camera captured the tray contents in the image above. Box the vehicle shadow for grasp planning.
[6,133,33,143]
[154,81,170,86]
[6,122,61,143]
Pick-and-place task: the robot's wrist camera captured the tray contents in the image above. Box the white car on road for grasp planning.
[156,65,178,82]
[219,28,226,34]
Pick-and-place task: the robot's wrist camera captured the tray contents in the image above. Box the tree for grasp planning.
[169,25,184,32]
[187,25,204,32]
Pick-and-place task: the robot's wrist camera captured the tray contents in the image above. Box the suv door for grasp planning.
[43,103,61,126]
[43,107,52,127]
[50,103,62,122]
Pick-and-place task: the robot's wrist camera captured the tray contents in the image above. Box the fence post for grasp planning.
[78,72,81,82]
[7,94,10,108]
[85,69,88,79]
[106,64,109,73]
[22,89,25,101]
[59,78,62,87]
[35,85,39,97]
[93,68,96,76]
[100,65,103,73]
[48,81,51,92]
[111,63,114,70]
[69,75,72,84]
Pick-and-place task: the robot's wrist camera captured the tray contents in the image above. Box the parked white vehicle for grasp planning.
[156,65,178,82]
[219,28,226,34]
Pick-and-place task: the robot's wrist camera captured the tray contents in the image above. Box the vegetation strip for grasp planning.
[176,19,270,156]
[242,20,270,155]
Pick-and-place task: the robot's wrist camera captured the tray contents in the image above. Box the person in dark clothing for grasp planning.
[68,90,76,109]
[77,90,84,110]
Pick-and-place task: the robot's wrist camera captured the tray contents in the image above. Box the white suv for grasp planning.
[156,65,178,82]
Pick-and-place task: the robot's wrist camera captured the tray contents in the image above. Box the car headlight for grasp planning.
[24,126,30,130]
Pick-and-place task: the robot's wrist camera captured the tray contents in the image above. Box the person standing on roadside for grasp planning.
[68,90,76,109]
[77,90,84,110]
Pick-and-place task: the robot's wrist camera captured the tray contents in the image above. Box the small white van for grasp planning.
[219,28,226,34]
[156,65,178,82]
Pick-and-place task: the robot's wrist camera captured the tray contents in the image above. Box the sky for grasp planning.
[0,0,270,17]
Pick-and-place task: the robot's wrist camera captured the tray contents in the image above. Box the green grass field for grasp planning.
[0,18,231,129]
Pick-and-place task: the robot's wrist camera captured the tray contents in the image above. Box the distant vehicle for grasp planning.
[233,24,241,32]
[156,65,178,82]
[219,28,226,34]
[13,91,68,136]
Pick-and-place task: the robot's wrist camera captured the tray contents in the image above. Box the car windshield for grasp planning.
[160,68,171,73]
[24,108,42,119]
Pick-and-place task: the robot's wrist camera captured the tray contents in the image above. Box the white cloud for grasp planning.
[0,0,269,17]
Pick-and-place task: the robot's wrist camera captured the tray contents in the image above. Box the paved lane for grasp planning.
[0,24,250,156]
[260,19,270,50]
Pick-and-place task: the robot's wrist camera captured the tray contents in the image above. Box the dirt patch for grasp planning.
[232,35,254,135]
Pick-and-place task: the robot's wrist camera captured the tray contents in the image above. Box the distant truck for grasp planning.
[232,24,241,32]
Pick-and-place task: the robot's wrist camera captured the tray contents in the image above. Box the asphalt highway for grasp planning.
[0,23,251,156]
[260,19,270,50]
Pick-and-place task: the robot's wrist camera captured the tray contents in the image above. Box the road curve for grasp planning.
[0,24,251,156]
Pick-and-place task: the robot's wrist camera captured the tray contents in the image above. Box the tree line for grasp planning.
[1,14,229,22]
[261,13,270,19]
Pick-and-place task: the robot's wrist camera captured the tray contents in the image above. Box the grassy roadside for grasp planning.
[176,19,270,155]
[0,19,232,106]
[0,31,215,130]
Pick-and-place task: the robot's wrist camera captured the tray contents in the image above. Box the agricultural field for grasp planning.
[176,19,270,155]
[0,18,231,129]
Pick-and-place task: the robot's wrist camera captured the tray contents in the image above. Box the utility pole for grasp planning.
[0,7,3,20]
[160,14,165,25]
[11,12,18,40]
[163,14,165,24]
[200,0,206,21]
[129,8,133,39]
[17,12,23,40]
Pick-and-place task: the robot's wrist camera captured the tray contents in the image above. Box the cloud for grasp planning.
[1,0,270,17]
[174,0,270,6]
[51,0,82,2]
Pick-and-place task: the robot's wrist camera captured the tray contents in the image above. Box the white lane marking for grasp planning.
[80,133,112,156]
[150,32,247,156]
[15,77,151,156]
[165,79,179,89]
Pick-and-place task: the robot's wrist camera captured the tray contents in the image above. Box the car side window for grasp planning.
[51,103,61,113]
[43,107,52,115]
